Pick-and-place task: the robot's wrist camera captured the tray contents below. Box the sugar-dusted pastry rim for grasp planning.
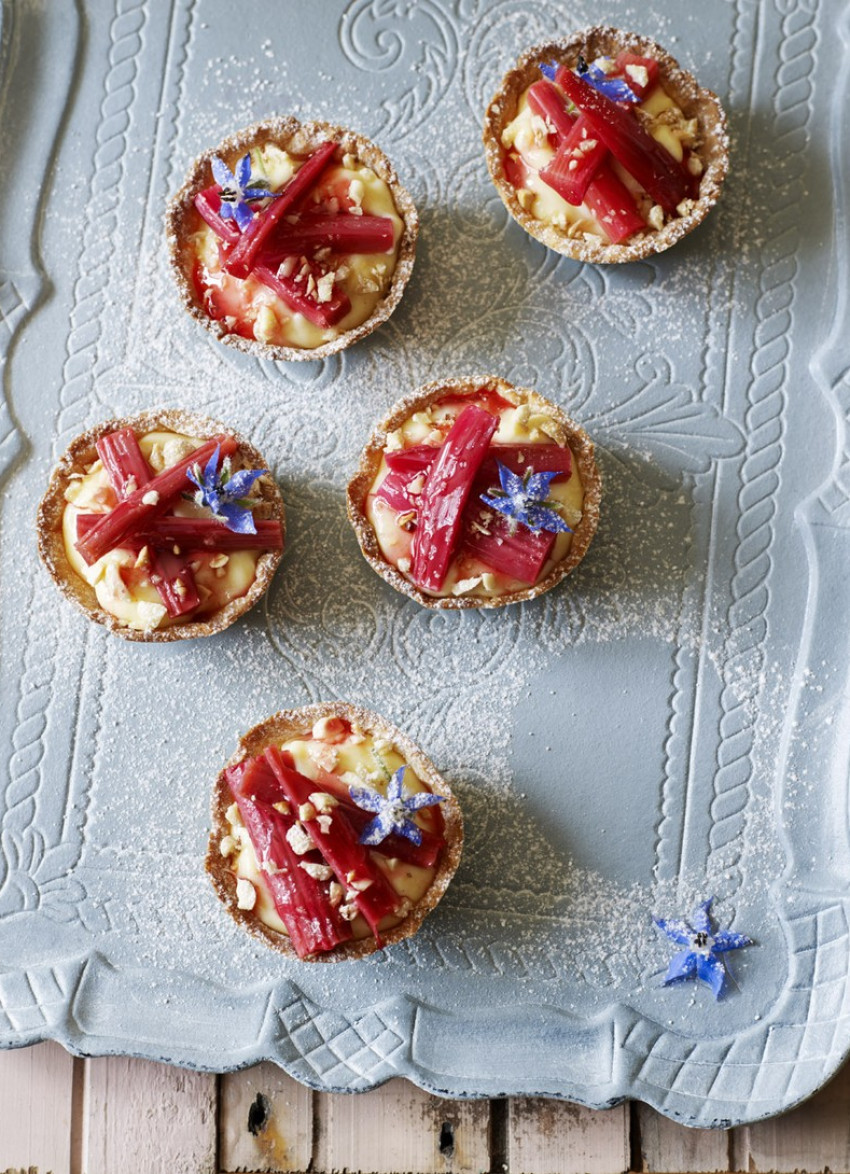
[165,116,419,361]
[36,408,285,643]
[206,701,464,963]
[482,28,729,263]
[346,375,602,610]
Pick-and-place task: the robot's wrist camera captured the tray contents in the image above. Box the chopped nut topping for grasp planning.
[316,272,336,303]
[349,878,374,892]
[312,716,348,743]
[307,740,338,772]
[219,835,236,858]
[298,801,317,823]
[279,256,297,278]
[452,576,483,596]
[339,902,359,921]
[516,187,534,211]
[397,510,417,532]
[210,554,230,572]
[299,861,334,881]
[141,490,160,506]
[225,803,240,826]
[286,822,313,855]
[316,814,333,834]
[235,878,256,910]
[687,154,704,177]
[272,800,290,815]
[624,63,649,89]
[676,197,696,217]
[349,178,365,207]
[397,557,412,574]
[309,791,339,813]
[134,546,151,568]
[328,881,344,907]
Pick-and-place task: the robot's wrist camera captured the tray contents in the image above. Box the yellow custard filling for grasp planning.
[365,394,584,599]
[501,57,702,242]
[61,430,262,632]
[191,144,404,349]
[222,716,440,942]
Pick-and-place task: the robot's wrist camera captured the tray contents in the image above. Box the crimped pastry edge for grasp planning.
[36,408,285,642]
[482,27,729,263]
[206,701,464,963]
[346,375,602,610]
[165,116,419,361]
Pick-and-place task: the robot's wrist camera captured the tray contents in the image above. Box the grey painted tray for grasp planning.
[1,0,848,1129]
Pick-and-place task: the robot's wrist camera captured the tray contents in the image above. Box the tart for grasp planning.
[207,703,463,962]
[166,117,419,360]
[347,376,600,608]
[483,28,729,262]
[37,409,285,641]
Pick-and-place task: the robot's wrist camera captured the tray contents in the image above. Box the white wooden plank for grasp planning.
[80,1056,216,1174]
[313,1077,490,1174]
[219,1062,312,1172]
[0,1041,74,1174]
[637,1103,730,1172]
[508,1097,629,1174]
[734,1063,850,1173]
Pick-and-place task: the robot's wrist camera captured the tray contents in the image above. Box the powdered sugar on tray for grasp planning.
[2,0,825,1066]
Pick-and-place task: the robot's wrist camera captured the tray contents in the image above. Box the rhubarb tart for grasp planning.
[166,117,418,360]
[37,409,285,641]
[347,377,601,608]
[483,28,728,262]
[207,703,462,962]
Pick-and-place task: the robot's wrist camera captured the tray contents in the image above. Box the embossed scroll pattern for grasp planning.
[2,0,849,1126]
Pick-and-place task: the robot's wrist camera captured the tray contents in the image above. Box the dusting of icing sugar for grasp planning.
[6,2,803,1043]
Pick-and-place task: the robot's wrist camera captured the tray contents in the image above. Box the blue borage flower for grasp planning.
[349,766,444,847]
[186,445,268,535]
[211,153,278,232]
[540,57,640,104]
[577,55,641,103]
[654,898,752,999]
[480,463,572,536]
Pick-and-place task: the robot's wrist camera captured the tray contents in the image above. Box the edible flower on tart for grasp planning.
[167,118,418,358]
[484,28,728,262]
[38,412,284,640]
[208,705,462,962]
[347,377,601,608]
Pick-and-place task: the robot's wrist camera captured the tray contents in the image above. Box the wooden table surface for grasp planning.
[2,1043,850,1174]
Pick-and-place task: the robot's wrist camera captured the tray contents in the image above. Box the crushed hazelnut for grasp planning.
[309,791,339,813]
[298,801,317,823]
[235,878,256,910]
[286,822,313,855]
[299,861,334,881]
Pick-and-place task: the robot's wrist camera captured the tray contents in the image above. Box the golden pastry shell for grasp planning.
[165,116,419,361]
[482,27,729,263]
[346,375,601,609]
[206,701,464,963]
[36,408,285,642]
